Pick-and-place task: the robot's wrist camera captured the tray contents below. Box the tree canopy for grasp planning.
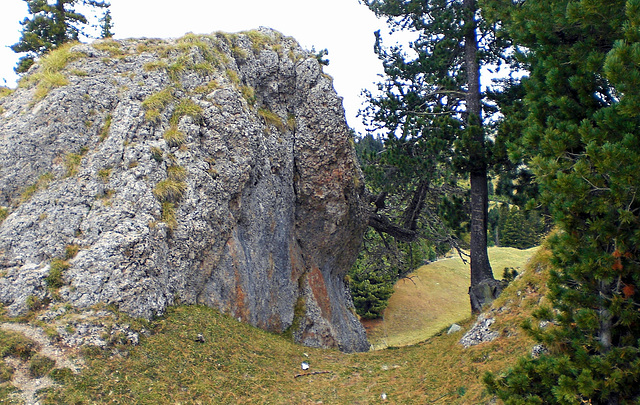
[11,0,111,73]
[483,0,640,402]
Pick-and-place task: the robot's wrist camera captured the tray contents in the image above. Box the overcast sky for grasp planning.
[0,0,397,134]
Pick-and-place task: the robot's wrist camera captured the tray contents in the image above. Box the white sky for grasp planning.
[0,0,395,135]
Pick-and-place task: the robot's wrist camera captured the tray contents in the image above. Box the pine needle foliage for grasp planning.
[11,0,110,73]
[482,0,640,402]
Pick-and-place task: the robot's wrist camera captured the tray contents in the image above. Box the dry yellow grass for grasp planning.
[366,246,539,348]
[0,246,549,404]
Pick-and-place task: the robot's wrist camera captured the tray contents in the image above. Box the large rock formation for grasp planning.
[0,28,369,352]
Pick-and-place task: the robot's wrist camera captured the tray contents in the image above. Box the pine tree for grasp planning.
[483,0,640,402]
[11,0,111,73]
[363,0,509,312]
[99,9,114,39]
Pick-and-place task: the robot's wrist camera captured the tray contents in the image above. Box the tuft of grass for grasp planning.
[99,113,112,142]
[143,60,168,72]
[163,126,186,147]
[0,207,7,225]
[46,258,70,290]
[19,42,82,101]
[245,30,273,52]
[153,179,187,203]
[166,165,187,182]
[191,62,215,75]
[28,354,56,378]
[142,88,174,123]
[64,244,80,260]
[0,330,36,361]
[92,39,124,56]
[150,146,164,162]
[170,98,202,125]
[226,69,240,85]
[167,57,188,81]
[20,172,55,203]
[33,72,69,101]
[97,167,111,182]
[0,87,14,99]
[240,85,256,105]
[287,113,296,131]
[64,152,83,177]
[0,360,13,383]
[258,108,286,132]
[194,80,220,94]
[25,295,49,312]
[160,202,177,230]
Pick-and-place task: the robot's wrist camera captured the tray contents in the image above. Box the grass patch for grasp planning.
[99,113,112,142]
[163,126,186,147]
[166,165,187,182]
[240,85,256,105]
[170,98,202,125]
[0,247,546,403]
[20,172,55,203]
[258,108,285,132]
[92,39,124,56]
[33,71,69,101]
[0,360,13,383]
[0,330,36,361]
[142,88,174,123]
[64,152,83,177]
[153,179,187,203]
[0,207,7,225]
[28,354,56,378]
[46,258,70,290]
[226,69,240,85]
[36,279,543,405]
[0,87,14,99]
[97,167,111,182]
[364,246,539,349]
[246,30,274,52]
[143,60,168,72]
[160,202,177,230]
[19,42,82,101]
[64,244,80,260]
[287,113,296,131]
[150,147,163,162]
[167,57,187,81]
[194,80,220,94]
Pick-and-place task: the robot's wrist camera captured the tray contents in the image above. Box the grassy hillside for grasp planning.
[364,246,539,349]
[0,247,550,404]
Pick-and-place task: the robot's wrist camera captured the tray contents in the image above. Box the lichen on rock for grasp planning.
[0,28,369,352]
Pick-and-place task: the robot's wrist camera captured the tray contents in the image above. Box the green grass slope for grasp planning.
[364,246,539,349]
[0,247,550,404]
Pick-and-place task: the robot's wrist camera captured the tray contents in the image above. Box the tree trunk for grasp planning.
[464,0,499,313]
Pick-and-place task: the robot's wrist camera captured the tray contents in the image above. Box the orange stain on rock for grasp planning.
[308,266,332,319]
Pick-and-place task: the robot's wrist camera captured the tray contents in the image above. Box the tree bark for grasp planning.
[464,0,498,313]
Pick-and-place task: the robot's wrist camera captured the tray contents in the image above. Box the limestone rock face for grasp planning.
[0,28,369,352]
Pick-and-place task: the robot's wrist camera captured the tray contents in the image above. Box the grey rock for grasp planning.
[0,28,368,352]
[531,344,549,358]
[447,323,462,334]
[459,313,499,347]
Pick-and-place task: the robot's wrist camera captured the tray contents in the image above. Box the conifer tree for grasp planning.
[363,0,508,312]
[483,0,640,402]
[11,0,111,73]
